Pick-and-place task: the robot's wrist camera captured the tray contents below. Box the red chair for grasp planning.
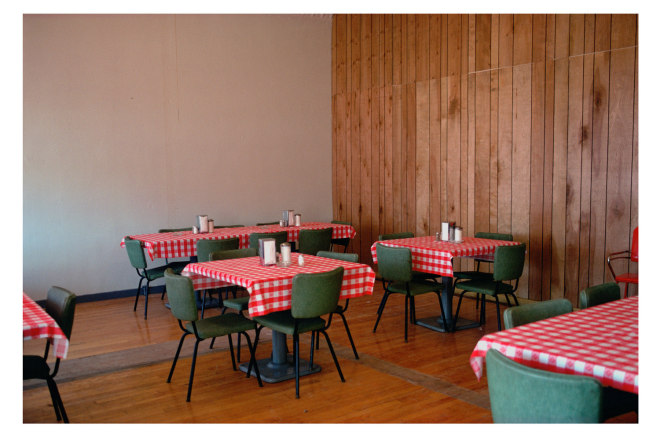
[607,227,638,298]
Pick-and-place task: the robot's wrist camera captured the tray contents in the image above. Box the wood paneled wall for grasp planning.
[331,14,638,303]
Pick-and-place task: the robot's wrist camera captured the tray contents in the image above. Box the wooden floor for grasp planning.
[23,284,637,424]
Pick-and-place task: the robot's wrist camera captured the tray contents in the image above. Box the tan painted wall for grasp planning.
[24,14,332,300]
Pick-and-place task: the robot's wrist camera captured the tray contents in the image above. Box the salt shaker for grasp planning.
[298,254,305,267]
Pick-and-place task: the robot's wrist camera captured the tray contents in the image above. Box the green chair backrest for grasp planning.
[475,231,513,241]
[378,232,414,241]
[316,251,359,263]
[331,220,351,225]
[248,231,288,249]
[215,224,244,229]
[492,244,526,282]
[158,227,191,233]
[46,286,76,340]
[210,248,258,261]
[196,237,240,262]
[164,269,199,322]
[502,298,573,330]
[291,267,344,319]
[578,282,621,309]
[256,222,279,226]
[376,243,412,283]
[298,228,333,255]
[486,349,603,423]
[124,236,148,270]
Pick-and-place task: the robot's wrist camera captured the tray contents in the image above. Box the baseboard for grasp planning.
[34,286,166,307]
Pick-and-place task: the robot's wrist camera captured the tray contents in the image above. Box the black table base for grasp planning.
[239,354,321,384]
[415,315,481,332]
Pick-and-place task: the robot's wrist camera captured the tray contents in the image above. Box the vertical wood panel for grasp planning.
[551,56,569,299]
[331,14,638,301]
[541,14,556,300]
[512,64,532,297]
[589,50,610,285]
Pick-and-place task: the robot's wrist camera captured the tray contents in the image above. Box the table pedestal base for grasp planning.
[416,316,481,332]
[239,355,321,384]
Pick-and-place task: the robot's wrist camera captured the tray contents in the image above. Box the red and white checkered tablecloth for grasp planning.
[370,236,521,278]
[469,296,638,394]
[121,222,357,261]
[23,293,70,359]
[183,253,375,317]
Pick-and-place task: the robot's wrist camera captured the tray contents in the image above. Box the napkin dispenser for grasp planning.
[197,215,209,233]
[259,238,277,266]
[282,210,294,227]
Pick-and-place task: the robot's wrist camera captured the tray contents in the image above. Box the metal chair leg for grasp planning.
[321,330,345,382]
[167,332,188,383]
[339,312,359,359]
[186,339,201,402]
[373,291,391,333]
[133,278,144,311]
[228,334,236,371]
[404,295,409,342]
[294,333,300,398]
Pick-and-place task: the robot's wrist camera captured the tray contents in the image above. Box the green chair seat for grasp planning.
[253,311,326,335]
[486,349,603,423]
[222,296,249,311]
[386,280,448,296]
[454,278,516,296]
[185,313,256,340]
[125,236,171,319]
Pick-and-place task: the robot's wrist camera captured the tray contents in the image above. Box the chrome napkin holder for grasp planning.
[259,238,277,266]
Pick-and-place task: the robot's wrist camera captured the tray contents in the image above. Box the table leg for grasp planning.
[415,276,481,332]
[239,330,321,383]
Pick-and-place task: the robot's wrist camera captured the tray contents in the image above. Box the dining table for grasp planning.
[121,222,357,261]
[182,253,376,383]
[469,296,638,394]
[370,235,521,332]
[23,293,70,359]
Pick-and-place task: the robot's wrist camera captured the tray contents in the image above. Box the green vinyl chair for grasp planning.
[579,282,621,309]
[124,236,184,319]
[196,237,240,318]
[373,244,447,342]
[23,287,76,423]
[502,298,573,330]
[164,269,262,402]
[377,232,435,282]
[453,232,514,311]
[248,231,289,250]
[298,227,333,255]
[214,224,244,229]
[251,267,346,398]
[486,349,603,423]
[256,221,279,226]
[453,243,526,331]
[330,220,352,252]
[316,251,360,359]
[207,247,258,357]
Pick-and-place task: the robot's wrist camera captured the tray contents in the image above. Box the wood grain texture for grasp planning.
[331,14,638,302]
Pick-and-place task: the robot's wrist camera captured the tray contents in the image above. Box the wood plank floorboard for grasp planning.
[22,284,637,423]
